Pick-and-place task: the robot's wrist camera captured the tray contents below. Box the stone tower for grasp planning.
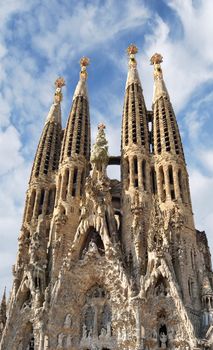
[1,48,213,350]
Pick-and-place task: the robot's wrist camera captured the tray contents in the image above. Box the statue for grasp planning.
[160,332,168,348]
[82,324,87,339]
[99,327,107,340]
[90,123,109,180]
[64,314,72,328]
[66,335,72,346]
[57,333,64,348]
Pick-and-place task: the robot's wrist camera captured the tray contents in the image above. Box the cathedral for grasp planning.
[0,45,213,350]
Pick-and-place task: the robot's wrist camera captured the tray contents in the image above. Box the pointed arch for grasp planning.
[80,227,105,259]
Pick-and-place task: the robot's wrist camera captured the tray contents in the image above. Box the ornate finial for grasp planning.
[98,122,106,130]
[150,53,163,79]
[127,44,138,67]
[150,53,163,65]
[54,77,65,104]
[80,56,90,80]
[55,77,66,88]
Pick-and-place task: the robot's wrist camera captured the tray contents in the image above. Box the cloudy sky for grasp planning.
[0,0,213,294]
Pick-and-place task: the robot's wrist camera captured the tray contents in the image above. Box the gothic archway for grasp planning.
[80,227,105,258]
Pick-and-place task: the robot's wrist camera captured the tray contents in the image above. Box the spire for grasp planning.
[73,57,89,100]
[60,57,90,162]
[150,53,169,104]
[45,77,65,124]
[151,53,184,158]
[30,78,64,180]
[121,44,149,150]
[126,44,141,89]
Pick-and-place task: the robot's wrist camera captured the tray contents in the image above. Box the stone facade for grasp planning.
[0,47,213,350]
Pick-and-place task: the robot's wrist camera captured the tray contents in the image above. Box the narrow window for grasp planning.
[159,166,166,202]
[27,190,36,222]
[168,165,175,200]
[80,170,85,197]
[178,169,184,201]
[61,169,69,201]
[142,160,146,190]
[72,167,78,197]
[56,175,62,206]
[38,189,45,216]
[150,167,157,194]
[133,157,138,175]
[46,186,56,214]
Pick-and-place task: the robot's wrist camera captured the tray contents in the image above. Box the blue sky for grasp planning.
[1,0,213,293]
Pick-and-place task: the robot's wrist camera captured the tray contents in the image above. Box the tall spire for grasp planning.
[45,77,65,124]
[73,56,89,100]
[60,57,90,163]
[125,44,141,89]
[150,53,169,104]
[121,45,151,281]
[30,78,64,180]
[121,44,149,150]
[50,58,91,279]
[151,54,192,209]
[151,53,184,159]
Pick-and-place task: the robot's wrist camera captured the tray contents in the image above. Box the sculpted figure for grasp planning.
[57,333,64,348]
[64,314,72,328]
[160,332,168,348]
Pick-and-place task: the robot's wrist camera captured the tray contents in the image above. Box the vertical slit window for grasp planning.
[142,160,146,190]
[159,166,166,202]
[46,186,56,215]
[150,167,157,194]
[38,189,45,216]
[62,169,69,201]
[27,190,36,222]
[178,169,184,201]
[168,165,175,200]
[72,168,78,197]
[80,171,85,197]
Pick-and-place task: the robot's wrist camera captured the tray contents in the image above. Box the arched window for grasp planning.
[150,167,157,194]
[72,167,78,197]
[46,186,56,215]
[27,190,36,222]
[159,167,166,202]
[38,188,45,216]
[133,156,138,188]
[61,168,69,200]
[168,165,175,200]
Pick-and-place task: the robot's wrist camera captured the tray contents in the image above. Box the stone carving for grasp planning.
[57,333,65,348]
[64,314,72,328]
[90,123,109,180]
[159,332,168,348]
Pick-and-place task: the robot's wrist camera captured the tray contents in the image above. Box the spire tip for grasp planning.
[127,44,138,56]
[54,77,65,104]
[79,57,89,80]
[150,53,163,65]
[127,44,138,68]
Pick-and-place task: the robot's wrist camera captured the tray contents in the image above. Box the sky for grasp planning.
[0,0,213,295]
